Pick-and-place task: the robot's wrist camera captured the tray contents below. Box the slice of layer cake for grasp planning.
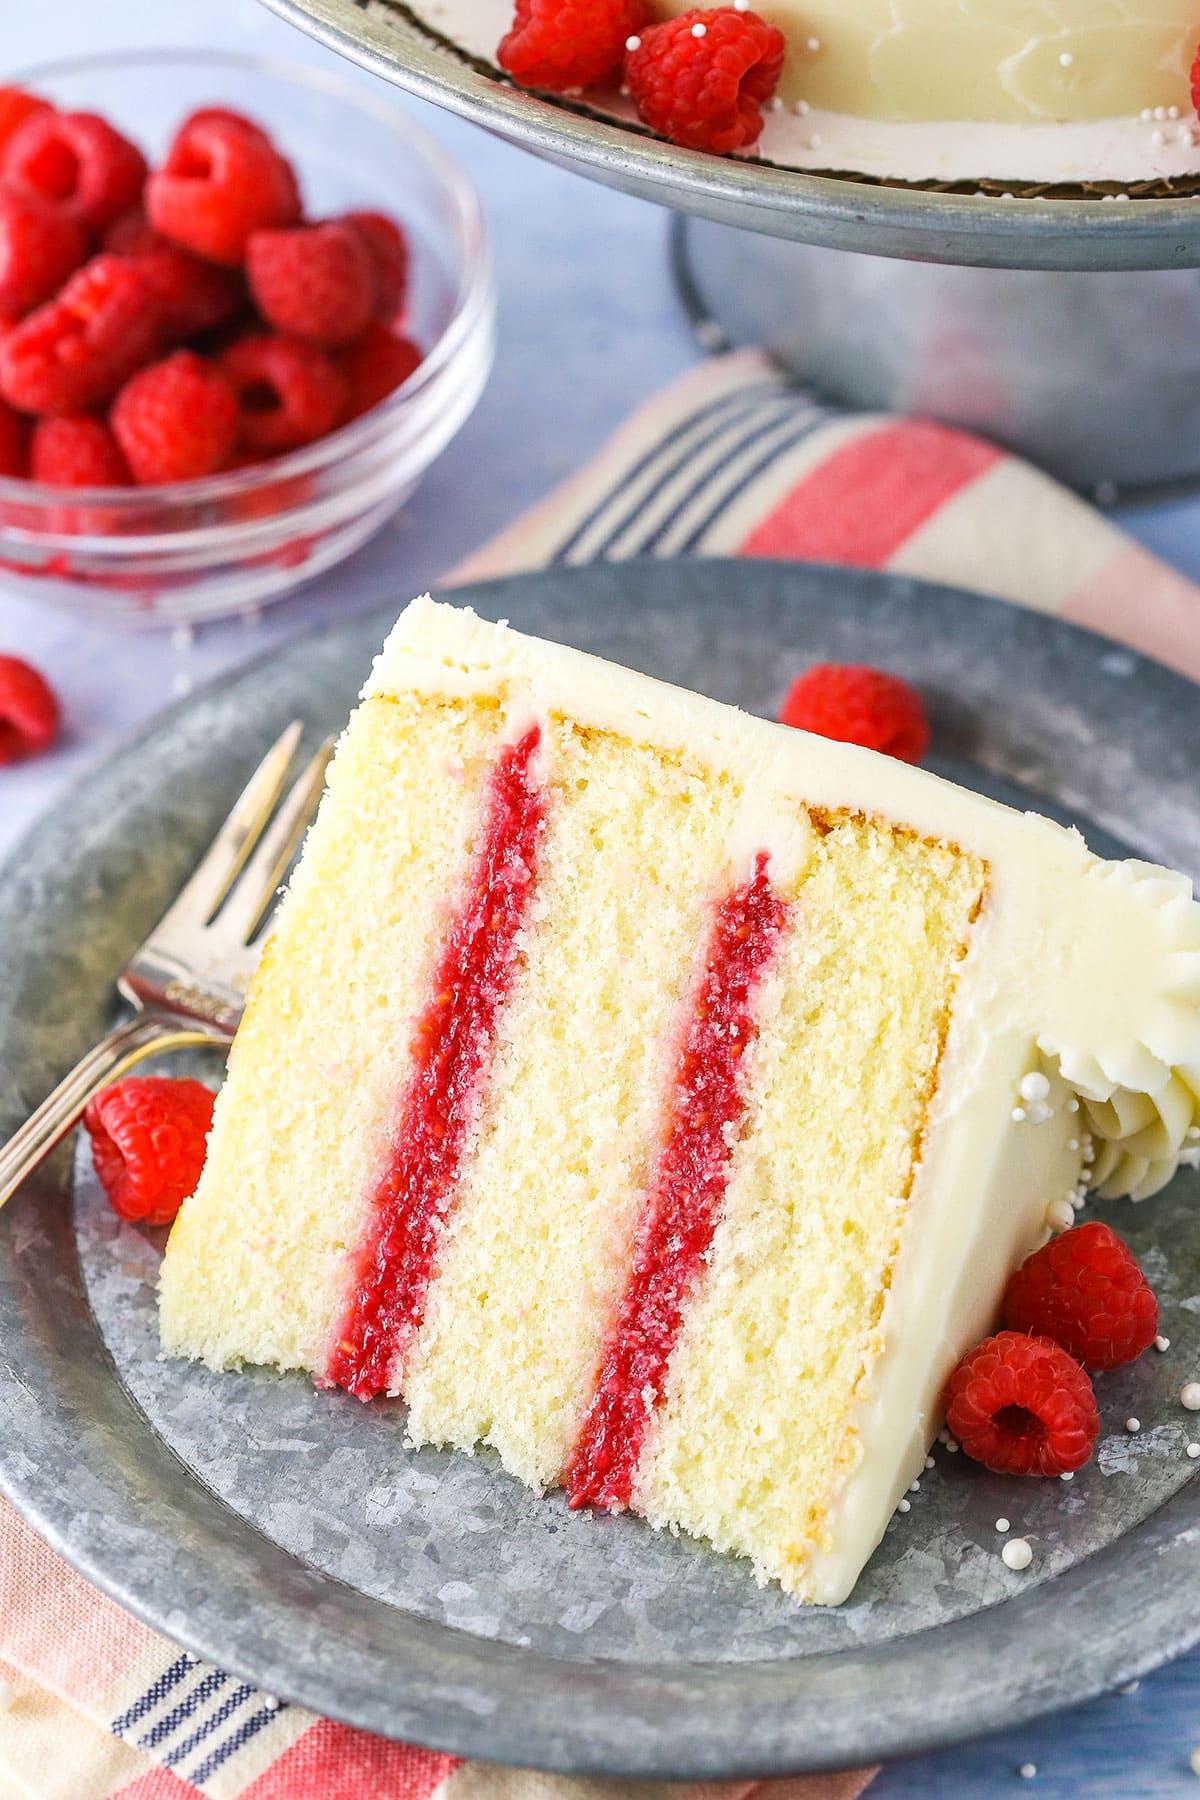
[160,596,1200,1604]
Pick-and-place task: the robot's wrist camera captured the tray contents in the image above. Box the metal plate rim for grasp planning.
[2,559,1200,1777]
[257,0,1200,270]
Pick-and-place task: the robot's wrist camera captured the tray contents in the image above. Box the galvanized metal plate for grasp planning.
[1,560,1199,1778]
[258,0,1200,270]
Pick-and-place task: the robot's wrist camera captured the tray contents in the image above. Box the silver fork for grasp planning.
[0,722,331,1210]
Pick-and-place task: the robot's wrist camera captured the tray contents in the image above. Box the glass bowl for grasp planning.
[0,49,495,627]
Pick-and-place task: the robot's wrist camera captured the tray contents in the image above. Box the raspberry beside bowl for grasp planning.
[0,50,495,627]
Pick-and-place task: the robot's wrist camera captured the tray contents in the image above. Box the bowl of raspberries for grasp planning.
[0,50,494,625]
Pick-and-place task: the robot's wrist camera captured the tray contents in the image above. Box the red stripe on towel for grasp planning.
[565,853,790,1509]
[238,1722,460,1800]
[326,726,546,1400]
[737,420,1002,566]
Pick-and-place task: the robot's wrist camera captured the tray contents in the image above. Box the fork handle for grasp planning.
[0,1014,228,1210]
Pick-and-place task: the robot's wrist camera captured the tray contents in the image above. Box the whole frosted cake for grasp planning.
[160,597,1200,1603]
[411,0,1200,184]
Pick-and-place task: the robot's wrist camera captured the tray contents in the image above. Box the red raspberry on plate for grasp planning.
[0,398,29,476]
[0,654,61,763]
[338,322,422,419]
[0,88,52,159]
[0,254,162,416]
[246,220,374,347]
[779,663,929,763]
[83,1076,215,1227]
[0,186,87,318]
[1003,1220,1158,1372]
[220,333,347,454]
[31,413,131,487]
[111,349,239,484]
[499,0,648,90]
[1,108,147,235]
[626,7,786,154]
[146,113,301,267]
[945,1330,1099,1478]
[343,211,409,321]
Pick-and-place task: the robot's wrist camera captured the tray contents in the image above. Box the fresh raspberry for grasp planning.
[0,398,29,476]
[338,322,422,419]
[102,209,247,338]
[220,333,347,454]
[1002,1221,1158,1372]
[176,106,279,145]
[111,349,239,484]
[101,207,159,257]
[145,114,301,266]
[499,0,648,89]
[0,88,52,159]
[136,244,245,339]
[246,221,373,347]
[0,187,87,318]
[1191,42,1200,124]
[344,211,409,320]
[1,108,147,235]
[0,654,60,763]
[779,663,930,763]
[83,1076,214,1226]
[626,8,786,154]
[945,1331,1099,1478]
[0,254,162,415]
[31,413,130,486]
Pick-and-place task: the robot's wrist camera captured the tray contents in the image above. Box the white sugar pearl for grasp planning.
[909,1479,920,1492]
[1059,51,1073,66]
[1019,1766,1037,1781]
[1019,1071,1050,1103]
[691,20,706,35]
[1060,1470,1075,1481]
[1156,1336,1170,1352]
[625,34,641,49]
[1047,1199,1075,1233]
[924,1455,935,1470]
[1190,1745,1200,1776]
[1126,1418,1141,1434]
[1002,1537,1033,1571]
[897,1497,910,1513]
[1182,1383,1200,1411]
[1187,1443,1200,1459]
[1012,1106,1027,1123]
[996,1517,1010,1533]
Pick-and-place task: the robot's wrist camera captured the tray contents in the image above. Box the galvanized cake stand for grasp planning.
[261,0,1200,490]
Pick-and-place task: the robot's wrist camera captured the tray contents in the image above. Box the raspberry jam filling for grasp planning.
[326,724,546,1399]
[565,851,791,1509]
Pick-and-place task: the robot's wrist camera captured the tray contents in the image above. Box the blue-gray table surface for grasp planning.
[3,1,1199,1792]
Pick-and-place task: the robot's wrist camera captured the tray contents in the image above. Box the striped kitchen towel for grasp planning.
[451,347,1200,685]
[4,342,1198,1800]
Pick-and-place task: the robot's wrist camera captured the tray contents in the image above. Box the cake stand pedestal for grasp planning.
[671,216,1200,495]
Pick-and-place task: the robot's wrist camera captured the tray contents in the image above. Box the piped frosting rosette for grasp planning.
[1038,860,1200,1201]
